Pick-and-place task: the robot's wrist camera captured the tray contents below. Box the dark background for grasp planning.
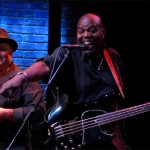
[49,0,150,148]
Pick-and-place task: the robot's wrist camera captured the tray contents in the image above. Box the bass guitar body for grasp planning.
[48,93,120,149]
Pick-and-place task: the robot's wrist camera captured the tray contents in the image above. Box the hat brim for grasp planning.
[0,38,18,52]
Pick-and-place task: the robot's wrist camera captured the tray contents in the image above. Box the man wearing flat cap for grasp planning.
[0,27,46,149]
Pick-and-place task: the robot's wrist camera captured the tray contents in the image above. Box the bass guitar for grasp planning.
[48,93,150,149]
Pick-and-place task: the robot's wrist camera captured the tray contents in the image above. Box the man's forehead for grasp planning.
[77,17,101,28]
[0,43,12,51]
[77,24,99,30]
[0,43,10,46]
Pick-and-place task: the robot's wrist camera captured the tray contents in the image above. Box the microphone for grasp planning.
[61,44,88,51]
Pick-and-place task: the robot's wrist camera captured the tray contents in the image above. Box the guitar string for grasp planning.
[52,103,150,138]
[55,105,149,138]
[55,105,149,137]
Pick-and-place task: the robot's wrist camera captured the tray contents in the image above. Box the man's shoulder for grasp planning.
[106,47,121,58]
[106,47,119,54]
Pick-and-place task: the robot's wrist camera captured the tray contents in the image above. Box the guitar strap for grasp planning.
[104,48,125,99]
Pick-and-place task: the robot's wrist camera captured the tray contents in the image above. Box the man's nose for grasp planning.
[83,31,91,37]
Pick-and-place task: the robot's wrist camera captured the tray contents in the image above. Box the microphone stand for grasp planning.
[6,49,70,150]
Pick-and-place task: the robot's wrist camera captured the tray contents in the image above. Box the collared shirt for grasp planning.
[0,62,46,147]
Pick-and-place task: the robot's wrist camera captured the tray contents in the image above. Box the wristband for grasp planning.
[16,72,28,81]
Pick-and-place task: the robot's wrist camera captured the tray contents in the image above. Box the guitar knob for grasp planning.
[78,144,82,149]
[60,142,64,147]
[71,147,75,150]
[69,139,74,144]
[64,145,68,150]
